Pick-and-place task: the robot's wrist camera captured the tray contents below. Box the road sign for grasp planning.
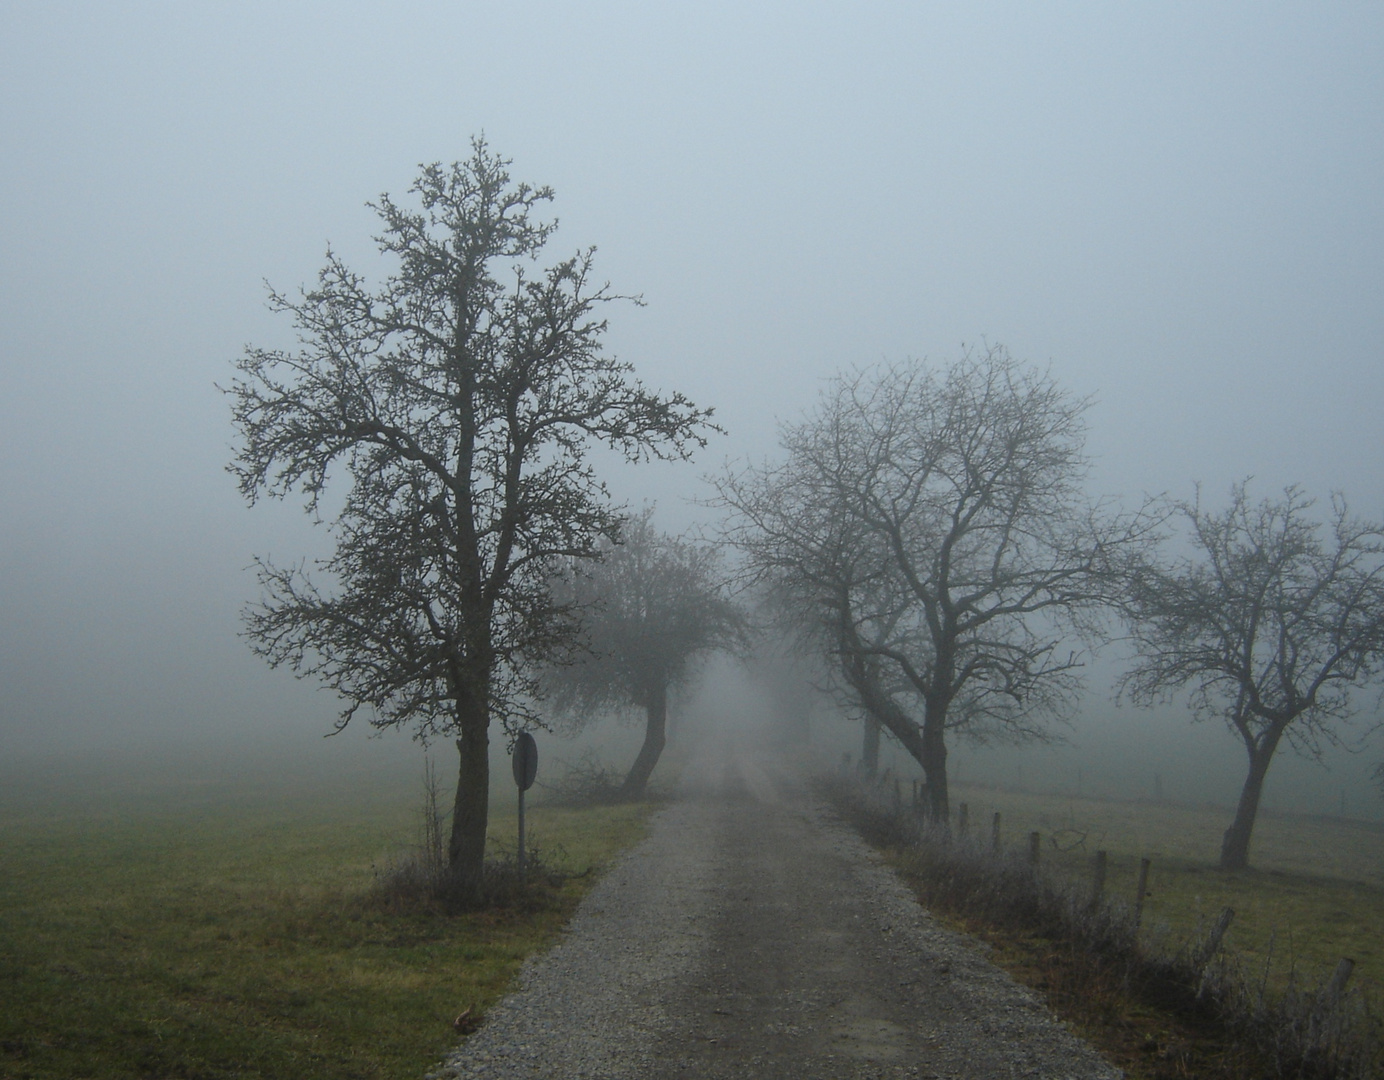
[512,732,538,879]
[512,731,538,791]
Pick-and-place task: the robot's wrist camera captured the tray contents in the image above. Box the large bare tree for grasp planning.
[225,141,714,895]
[545,508,744,798]
[721,424,907,776]
[720,347,1148,819]
[1121,482,1384,869]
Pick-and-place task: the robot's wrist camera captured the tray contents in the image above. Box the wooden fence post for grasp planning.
[1194,907,1236,999]
[1319,958,1356,1010]
[1089,850,1107,910]
[1134,857,1151,929]
[1194,906,1236,985]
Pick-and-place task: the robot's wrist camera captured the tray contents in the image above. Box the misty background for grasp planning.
[3,3,1382,819]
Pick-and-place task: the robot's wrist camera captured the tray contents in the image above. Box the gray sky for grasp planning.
[3,3,1383,780]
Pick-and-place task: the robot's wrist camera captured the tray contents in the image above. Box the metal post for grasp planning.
[517,785,527,879]
[512,731,538,882]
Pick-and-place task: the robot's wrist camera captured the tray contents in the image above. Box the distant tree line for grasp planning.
[714,348,1384,870]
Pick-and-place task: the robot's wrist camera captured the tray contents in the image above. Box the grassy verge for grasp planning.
[0,754,659,1080]
[833,775,1381,1080]
[945,782,1384,1005]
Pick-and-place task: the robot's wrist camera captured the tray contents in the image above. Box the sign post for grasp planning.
[512,731,538,878]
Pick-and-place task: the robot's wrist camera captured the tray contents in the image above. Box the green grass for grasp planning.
[0,748,658,1080]
[948,782,1384,1003]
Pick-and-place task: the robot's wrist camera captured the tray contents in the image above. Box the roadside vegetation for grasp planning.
[946,780,1384,999]
[829,771,1382,1080]
[0,753,660,1080]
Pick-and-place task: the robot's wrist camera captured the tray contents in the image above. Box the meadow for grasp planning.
[946,780,1384,1006]
[5,741,1379,1080]
[0,742,657,1080]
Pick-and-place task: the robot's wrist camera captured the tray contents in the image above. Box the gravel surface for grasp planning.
[428,743,1122,1080]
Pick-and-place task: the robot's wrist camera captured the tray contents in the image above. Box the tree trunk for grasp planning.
[1220,724,1286,870]
[921,709,949,822]
[447,699,490,897]
[621,681,667,799]
[861,715,881,778]
[841,646,940,811]
[846,663,933,805]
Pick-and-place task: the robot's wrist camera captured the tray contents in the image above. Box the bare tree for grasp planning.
[724,427,915,779]
[225,141,714,896]
[728,451,897,775]
[719,347,1148,819]
[545,508,744,798]
[1121,482,1384,869]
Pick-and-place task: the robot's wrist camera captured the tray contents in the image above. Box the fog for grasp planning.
[3,4,1382,819]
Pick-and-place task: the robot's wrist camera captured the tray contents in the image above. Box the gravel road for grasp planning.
[429,740,1122,1080]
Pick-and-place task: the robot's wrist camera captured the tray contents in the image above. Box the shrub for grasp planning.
[537,750,629,807]
[372,758,569,914]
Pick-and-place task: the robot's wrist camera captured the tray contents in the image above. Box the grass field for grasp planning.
[7,745,1378,1080]
[946,781,1384,1005]
[0,744,659,1080]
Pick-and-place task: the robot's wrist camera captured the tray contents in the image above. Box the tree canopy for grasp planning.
[226,139,715,893]
[545,508,744,797]
[1121,482,1384,868]
[719,346,1150,818]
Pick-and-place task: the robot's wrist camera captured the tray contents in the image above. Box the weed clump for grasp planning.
[373,845,571,914]
[372,758,574,914]
[537,750,628,807]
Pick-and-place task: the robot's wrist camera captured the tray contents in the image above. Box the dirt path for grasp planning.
[432,740,1119,1080]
